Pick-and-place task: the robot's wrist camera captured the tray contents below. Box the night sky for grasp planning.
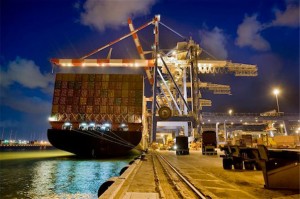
[0,0,299,140]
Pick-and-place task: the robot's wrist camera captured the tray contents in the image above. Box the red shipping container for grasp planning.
[79,106,86,113]
[95,90,101,97]
[59,105,66,113]
[53,97,60,105]
[108,98,114,106]
[114,106,120,114]
[66,97,73,105]
[67,89,74,97]
[95,82,102,89]
[108,106,114,114]
[86,106,93,114]
[87,97,94,105]
[66,105,72,113]
[72,106,79,113]
[121,98,128,105]
[94,98,101,105]
[82,82,88,89]
[73,97,79,105]
[54,89,61,97]
[88,90,94,97]
[59,97,66,105]
[81,90,88,97]
[94,106,100,113]
[62,81,68,89]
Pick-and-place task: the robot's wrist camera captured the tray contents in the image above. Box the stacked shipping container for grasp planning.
[51,74,143,124]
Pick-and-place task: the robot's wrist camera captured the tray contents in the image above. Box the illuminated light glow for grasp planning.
[273,88,280,95]
[48,116,57,121]
[103,123,111,127]
[174,145,177,150]
[89,123,95,127]
[64,122,71,126]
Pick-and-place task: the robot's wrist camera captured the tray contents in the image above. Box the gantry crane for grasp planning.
[50,15,258,142]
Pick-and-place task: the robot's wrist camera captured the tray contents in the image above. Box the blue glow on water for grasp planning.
[0,150,137,198]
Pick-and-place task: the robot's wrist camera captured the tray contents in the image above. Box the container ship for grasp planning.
[47,73,143,157]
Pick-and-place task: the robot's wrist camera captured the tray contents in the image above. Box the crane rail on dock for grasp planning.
[153,152,209,199]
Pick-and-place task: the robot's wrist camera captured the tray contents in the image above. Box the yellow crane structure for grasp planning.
[50,15,258,142]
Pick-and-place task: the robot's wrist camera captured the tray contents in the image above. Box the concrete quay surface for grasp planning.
[99,150,299,199]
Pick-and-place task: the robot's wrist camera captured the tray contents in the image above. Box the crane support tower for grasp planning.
[50,15,258,143]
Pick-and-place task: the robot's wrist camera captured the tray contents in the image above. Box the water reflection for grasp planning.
[0,151,135,199]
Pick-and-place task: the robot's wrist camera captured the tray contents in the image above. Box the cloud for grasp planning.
[235,15,270,51]
[199,27,228,59]
[0,57,54,93]
[272,3,299,27]
[79,0,156,31]
[0,89,52,115]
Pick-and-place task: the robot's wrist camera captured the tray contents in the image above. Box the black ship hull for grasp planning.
[47,129,142,157]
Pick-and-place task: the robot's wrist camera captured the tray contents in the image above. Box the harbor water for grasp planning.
[0,149,139,199]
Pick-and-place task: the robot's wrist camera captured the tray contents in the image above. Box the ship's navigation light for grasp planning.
[64,122,71,126]
[79,122,88,130]
[48,116,57,121]
[62,122,72,130]
[119,123,128,131]
[88,123,96,130]
[103,123,111,127]
[102,123,112,132]
[89,123,95,127]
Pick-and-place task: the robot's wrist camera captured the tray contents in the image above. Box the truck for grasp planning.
[202,131,217,155]
[175,136,189,155]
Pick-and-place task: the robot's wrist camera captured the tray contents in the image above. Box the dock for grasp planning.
[99,149,299,199]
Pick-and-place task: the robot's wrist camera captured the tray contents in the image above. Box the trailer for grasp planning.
[175,136,189,155]
[220,145,261,170]
[202,131,217,155]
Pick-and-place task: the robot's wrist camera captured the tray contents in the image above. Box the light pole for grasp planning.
[273,88,280,113]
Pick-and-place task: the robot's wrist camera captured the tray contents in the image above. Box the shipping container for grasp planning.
[50,73,143,124]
